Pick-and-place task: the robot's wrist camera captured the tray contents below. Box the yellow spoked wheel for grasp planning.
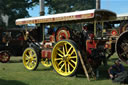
[23,47,39,70]
[52,40,79,76]
[41,58,52,67]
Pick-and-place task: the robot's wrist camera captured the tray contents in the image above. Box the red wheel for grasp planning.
[0,51,10,63]
[55,26,71,42]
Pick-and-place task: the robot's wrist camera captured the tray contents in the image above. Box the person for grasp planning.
[82,24,89,40]
[108,60,124,80]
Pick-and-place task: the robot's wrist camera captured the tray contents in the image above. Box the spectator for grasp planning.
[108,60,124,80]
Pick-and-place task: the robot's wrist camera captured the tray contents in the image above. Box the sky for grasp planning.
[28,0,128,17]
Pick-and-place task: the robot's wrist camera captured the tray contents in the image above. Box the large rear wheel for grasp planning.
[116,31,128,63]
[52,40,79,76]
[22,47,39,70]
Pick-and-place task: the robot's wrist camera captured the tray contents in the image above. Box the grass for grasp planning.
[0,54,127,85]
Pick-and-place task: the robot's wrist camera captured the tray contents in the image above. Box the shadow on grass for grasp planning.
[0,79,28,85]
[75,64,112,81]
[9,59,22,63]
[75,63,128,82]
[36,67,53,71]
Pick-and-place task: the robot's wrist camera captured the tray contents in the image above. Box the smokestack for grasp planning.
[39,0,44,15]
[96,0,100,9]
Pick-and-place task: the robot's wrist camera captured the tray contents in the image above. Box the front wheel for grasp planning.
[52,40,79,76]
[22,47,39,70]
[41,58,52,67]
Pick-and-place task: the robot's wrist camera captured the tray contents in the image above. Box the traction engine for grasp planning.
[23,25,108,77]
[16,9,117,78]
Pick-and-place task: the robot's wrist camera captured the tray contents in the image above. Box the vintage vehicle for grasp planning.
[115,14,128,64]
[0,27,36,63]
[0,28,35,56]
[101,14,128,59]
[15,9,117,77]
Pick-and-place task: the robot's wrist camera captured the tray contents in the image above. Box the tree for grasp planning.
[0,0,39,28]
[45,0,96,14]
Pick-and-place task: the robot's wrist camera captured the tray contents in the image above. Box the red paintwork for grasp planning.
[41,49,52,59]
[86,40,97,55]
[111,30,118,36]
[49,35,55,43]
[56,27,70,41]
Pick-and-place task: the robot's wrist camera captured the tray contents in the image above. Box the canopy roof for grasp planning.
[117,13,128,21]
[16,9,116,25]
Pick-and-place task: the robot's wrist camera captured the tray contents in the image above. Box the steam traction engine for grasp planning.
[16,9,116,77]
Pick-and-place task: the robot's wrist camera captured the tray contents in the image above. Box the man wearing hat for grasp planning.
[108,60,124,80]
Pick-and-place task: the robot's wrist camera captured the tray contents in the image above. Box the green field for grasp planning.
[0,54,126,85]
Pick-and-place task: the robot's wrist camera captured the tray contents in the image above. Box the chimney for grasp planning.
[39,0,45,15]
[96,0,100,9]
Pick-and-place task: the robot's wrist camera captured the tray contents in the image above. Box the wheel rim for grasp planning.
[52,40,78,76]
[41,58,52,67]
[55,27,70,42]
[23,48,38,70]
[122,24,128,33]
[1,52,10,63]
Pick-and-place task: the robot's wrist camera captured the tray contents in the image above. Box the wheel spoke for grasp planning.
[63,46,65,55]
[25,54,29,59]
[57,49,63,55]
[59,63,65,71]
[32,61,36,65]
[69,56,77,59]
[29,62,32,67]
[65,62,67,73]
[70,50,75,55]
[44,59,49,64]
[29,50,32,55]
[26,61,30,66]
[67,46,73,54]
[58,61,63,66]
[25,58,29,60]
[44,59,48,62]
[55,58,63,61]
[58,53,64,58]
[68,63,70,72]
[64,43,68,53]
[70,60,76,65]
[32,54,36,57]
[28,50,33,57]
[32,58,37,62]
[69,62,75,68]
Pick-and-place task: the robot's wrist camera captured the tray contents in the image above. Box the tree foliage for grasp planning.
[0,0,96,28]
[45,0,96,14]
[0,0,38,28]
